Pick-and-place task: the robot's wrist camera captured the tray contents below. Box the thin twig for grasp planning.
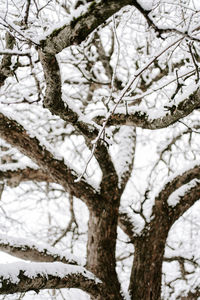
[76,36,185,181]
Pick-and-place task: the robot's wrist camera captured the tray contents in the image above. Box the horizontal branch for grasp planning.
[0,112,100,210]
[0,262,104,297]
[0,167,136,243]
[0,167,51,187]
[0,234,80,265]
[0,50,30,56]
[96,87,200,129]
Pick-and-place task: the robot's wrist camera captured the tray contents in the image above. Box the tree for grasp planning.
[0,0,200,299]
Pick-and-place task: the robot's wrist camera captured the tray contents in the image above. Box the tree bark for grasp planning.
[129,218,170,300]
[86,199,123,300]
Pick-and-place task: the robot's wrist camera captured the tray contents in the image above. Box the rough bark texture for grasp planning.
[0,264,104,297]
[87,199,123,300]
[1,0,200,299]
[40,0,133,54]
[129,221,169,300]
[129,177,200,300]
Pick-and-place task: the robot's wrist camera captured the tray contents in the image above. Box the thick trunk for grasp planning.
[129,219,169,300]
[86,202,123,300]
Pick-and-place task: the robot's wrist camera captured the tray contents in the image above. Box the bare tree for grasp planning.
[0,0,200,299]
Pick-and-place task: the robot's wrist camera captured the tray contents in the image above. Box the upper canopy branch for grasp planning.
[40,0,134,55]
[95,87,200,129]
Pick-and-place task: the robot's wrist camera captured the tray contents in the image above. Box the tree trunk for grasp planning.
[129,219,170,300]
[86,202,123,300]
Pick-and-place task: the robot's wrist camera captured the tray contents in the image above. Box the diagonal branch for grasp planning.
[0,112,100,210]
[0,167,52,187]
[40,0,134,54]
[152,164,200,227]
[118,212,136,242]
[39,51,119,199]
[0,262,104,297]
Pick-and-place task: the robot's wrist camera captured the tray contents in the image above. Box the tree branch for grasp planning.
[95,87,200,129]
[152,164,200,227]
[0,112,100,210]
[155,164,200,210]
[0,167,52,187]
[39,51,119,199]
[0,262,104,298]
[40,0,134,54]
[0,32,15,88]
[118,212,136,242]
[0,234,80,265]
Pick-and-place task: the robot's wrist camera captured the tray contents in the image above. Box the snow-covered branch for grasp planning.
[0,112,100,210]
[114,126,136,190]
[96,87,200,129]
[0,234,80,265]
[39,50,120,196]
[153,164,200,225]
[39,51,98,140]
[0,262,103,297]
[39,0,133,54]
[155,164,200,208]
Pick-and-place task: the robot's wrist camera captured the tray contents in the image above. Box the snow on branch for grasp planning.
[0,233,82,265]
[39,0,133,54]
[95,84,200,129]
[155,163,200,205]
[39,51,99,141]
[153,164,200,224]
[0,261,103,297]
[39,51,119,193]
[167,179,200,207]
[113,126,136,189]
[0,112,100,210]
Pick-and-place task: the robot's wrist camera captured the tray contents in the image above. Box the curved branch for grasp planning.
[0,262,104,298]
[39,51,119,199]
[39,51,98,140]
[40,0,133,54]
[155,164,200,212]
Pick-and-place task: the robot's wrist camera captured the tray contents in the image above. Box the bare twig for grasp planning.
[77,36,184,181]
